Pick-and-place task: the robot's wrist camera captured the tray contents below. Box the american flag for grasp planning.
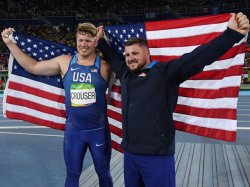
[3,13,247,153]
[3,33,75,130]
[104,13,247,151]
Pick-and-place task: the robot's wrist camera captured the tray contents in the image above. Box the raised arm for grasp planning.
[1,28,69,77]
[96,26,127,78]
[165,12,249,84]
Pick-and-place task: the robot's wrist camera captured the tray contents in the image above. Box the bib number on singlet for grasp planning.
[71,84,96,107]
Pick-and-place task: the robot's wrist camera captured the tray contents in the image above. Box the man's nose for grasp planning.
[126,55,133,61]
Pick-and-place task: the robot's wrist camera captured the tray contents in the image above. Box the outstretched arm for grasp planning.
[165,12,249,84]
[1,28,64,76]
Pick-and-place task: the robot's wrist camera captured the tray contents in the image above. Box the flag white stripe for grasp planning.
[7,89,65,110]
[177,96,238,109]
[150,45,199,56]
[6,103,65,124]
[108,117,122,129]
[173,113,236,131]
[110,92,122,102]
[113,80,121,86]
[146,22,228,39]
[108,105,122,113]
[149,41,243,56]
[111,133,122,144]
[180,76,241,89]
[9,74,65,96]
[203,54,244,71]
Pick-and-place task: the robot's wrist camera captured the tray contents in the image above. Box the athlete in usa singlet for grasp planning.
[63,54,112,187]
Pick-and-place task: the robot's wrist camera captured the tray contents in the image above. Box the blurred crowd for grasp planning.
[0,0,248,19]
[0,0,249,69]
[0,24,75,54]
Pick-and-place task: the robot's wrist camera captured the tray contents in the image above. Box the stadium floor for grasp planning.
[80,92,250,187]
[0,92,250,187]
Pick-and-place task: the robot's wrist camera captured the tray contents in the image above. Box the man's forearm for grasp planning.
[97,38,126,76]
[169,27,245,83]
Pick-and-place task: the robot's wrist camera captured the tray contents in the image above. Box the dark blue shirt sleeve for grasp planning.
[97,38,127,79]
[162,27,245,84]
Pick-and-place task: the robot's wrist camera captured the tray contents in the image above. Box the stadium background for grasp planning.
[0,0,250,90]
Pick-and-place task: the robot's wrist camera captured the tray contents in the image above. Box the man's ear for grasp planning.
[145,48,150,57]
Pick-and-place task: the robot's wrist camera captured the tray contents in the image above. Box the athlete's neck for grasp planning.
[77,53,96,66]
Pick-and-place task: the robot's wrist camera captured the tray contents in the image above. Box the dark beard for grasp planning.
[127,61,147,73]
[129,68,140,74]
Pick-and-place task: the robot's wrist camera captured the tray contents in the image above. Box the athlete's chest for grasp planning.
[68,64,100,84]
[66,65,105,107]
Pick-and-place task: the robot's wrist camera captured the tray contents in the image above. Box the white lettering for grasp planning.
[72,72,92,83]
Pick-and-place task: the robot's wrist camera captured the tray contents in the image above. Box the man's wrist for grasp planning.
[226,27,245,42]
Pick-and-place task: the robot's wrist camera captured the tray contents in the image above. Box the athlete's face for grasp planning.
[76,32,97,58]
[124,44,150,73]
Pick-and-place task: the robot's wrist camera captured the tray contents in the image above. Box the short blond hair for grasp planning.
[77,23,97,37]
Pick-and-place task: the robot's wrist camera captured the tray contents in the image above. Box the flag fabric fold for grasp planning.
[3,13,247,153]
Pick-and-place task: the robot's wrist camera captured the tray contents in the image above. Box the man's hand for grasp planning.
[96,26,105,41]
[228,12,250,35]
[1,28,16,45]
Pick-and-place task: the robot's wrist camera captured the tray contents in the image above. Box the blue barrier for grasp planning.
[239,90,250,96]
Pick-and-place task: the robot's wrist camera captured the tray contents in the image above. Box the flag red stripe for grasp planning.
[178,86,240,98]
[108,103,237,122]
[150,44,246,63]
[148,32,222,47]
[190,65,243,80]
[145,13,230,30]
[111,140,124,153]
[111,84,121,93]
[219,44,246,60]
[175,105,236,120]
[107,109,122,122]
[6,96,66,117]
[6,111,65,130]
[150,55,179,62]
[8,81,65,103]
[175,121,236,141]
[109,124,123,137]
[109,98,122,108]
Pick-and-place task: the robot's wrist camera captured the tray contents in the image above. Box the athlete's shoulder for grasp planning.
[59,54,73,62]
[53,54,72,66]
[56,54,73,75]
